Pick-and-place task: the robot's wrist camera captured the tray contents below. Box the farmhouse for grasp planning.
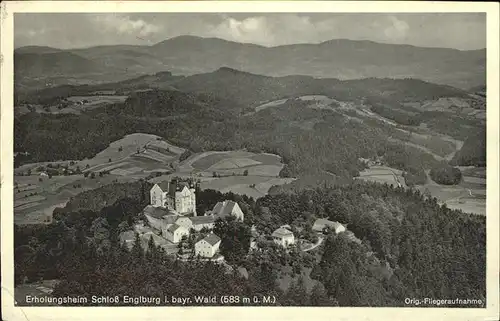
[165,224,189,244]
[195,233,221,258]
[150,178,197,216]
[272,226,295,248]
[210,200,244,221]
[312,218,346,235]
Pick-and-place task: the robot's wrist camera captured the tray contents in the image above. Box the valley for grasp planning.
[13,63,487,222]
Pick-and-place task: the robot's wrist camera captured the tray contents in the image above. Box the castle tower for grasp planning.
[189,178,197,216]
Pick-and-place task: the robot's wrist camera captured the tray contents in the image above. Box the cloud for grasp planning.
[92,14,161,37]
[24,28,46,37]
[13,13,485,50]
[210,16,271,44]
[208,14,321,46]
[383,16,410,40]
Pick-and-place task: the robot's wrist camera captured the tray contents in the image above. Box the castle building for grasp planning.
[150,178,197,216]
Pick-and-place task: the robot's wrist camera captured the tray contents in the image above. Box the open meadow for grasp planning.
[415,168,486,215]
[356,165,406,188]
[14,173,135,225]
[358,163,486,215]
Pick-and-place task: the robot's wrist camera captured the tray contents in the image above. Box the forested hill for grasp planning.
[15,86,452,182]
[15,66,486,183]
[17,67,472,109]
[14,181,486,306]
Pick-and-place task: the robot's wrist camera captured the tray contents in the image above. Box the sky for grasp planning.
[14,13,486,50]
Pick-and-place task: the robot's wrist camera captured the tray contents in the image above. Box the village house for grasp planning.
[174,215,216,232]
[210,200,244,221]
[272,226,295,248]
[249,225,260,251]
[312,218,346,235]
[164,224,190,244]
[119,230,136,250]
[119,230,171,251]
[150,178,197,215]
[189,216,216,231]
[195,233,222,258]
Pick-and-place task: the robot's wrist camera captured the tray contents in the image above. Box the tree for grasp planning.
[243,170,249,176]
[179,150,192,162]
[429,163,462,185]
[108,158,112,163]
[310,283,334,306]
[213,217,251,264]
[283,276,309,306]
[83,172,89,178]
[90,172,96,179]
[118,146,123,152]
[147,236,157,260]
[132,233,143,259]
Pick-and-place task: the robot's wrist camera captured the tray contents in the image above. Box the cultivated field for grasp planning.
[79,133,183,174]
[14,133,186,224]
[252,95,339,114]
[66,95,128,106]
[15,135,293,224]
[356,166,406,188]
[15,95,128,116]
[160,150,294,199]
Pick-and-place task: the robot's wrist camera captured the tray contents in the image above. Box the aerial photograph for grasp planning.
[12,12,487,307]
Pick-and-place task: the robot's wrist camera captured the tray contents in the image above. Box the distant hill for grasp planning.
[14,46,63,54]
[15,35,486,91]
[20,66,472,108]
[15,51,103,77]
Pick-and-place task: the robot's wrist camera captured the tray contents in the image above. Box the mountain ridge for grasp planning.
[17,35,486,52]
[15,36,486,91]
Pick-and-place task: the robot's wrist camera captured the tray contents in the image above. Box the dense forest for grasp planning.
[451,128,487,167]
[429,163,463,185]
[15,88,459,187]
[15,180,486,307]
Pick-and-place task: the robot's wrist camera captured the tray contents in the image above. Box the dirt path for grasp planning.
[302,236,324,252]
